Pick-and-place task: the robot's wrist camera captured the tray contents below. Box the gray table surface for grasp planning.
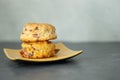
[0,42,120,80]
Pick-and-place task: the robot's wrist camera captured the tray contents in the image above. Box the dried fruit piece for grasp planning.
[35,27,38,30]
[22,32,24,34]
[25,28,27,31]
[29,30,32,31]
[33,34,39,38]
[20,50,24,55]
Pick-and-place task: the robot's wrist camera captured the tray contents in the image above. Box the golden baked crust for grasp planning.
[20,23,57,42]
[20,41,56,58]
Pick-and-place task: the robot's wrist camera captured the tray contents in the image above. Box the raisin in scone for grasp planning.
[20,23,57,42]
[20,41,56,58]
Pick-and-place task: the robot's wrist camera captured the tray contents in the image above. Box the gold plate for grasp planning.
[3,43,83,62]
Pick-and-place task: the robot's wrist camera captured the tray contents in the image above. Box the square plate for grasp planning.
[3,43,83,62]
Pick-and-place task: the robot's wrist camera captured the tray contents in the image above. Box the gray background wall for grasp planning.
[0,0,120,42]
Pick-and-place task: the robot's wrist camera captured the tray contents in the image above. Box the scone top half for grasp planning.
[20,23,57,42]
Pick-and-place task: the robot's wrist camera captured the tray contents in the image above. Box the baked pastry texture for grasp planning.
[20,23,57,59]
[20,23,57,42]
[20,41,56,58]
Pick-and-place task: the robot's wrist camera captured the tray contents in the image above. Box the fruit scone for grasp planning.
[20,23,57,42]
[20,41,56,58]
[20,23,57,59]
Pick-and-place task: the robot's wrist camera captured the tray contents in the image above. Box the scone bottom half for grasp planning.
[20,41,56,59]
[20,23,58,59]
